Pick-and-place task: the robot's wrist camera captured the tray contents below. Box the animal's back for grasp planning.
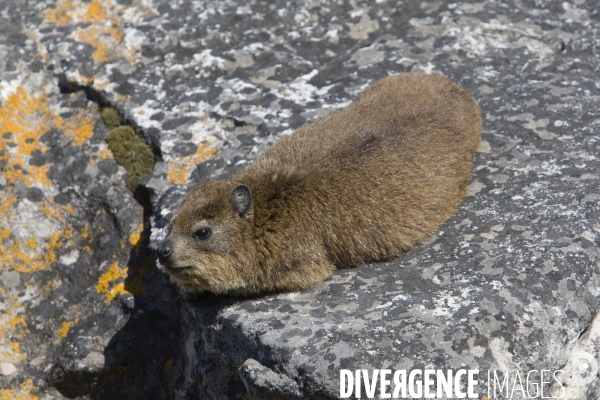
[251,73,482,266]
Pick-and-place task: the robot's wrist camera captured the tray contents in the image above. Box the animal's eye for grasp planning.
[193,227,212,241]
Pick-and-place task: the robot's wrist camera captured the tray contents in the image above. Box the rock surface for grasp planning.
[0,362,17,377]
[1,0,600,398]
[1,1,184,399]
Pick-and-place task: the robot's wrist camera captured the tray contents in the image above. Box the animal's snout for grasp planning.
[157,239,172,260]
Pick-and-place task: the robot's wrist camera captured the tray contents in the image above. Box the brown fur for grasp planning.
[157,73,482,295]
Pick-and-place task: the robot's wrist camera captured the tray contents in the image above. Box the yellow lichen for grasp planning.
[55,107,96,146]
[39,203,62,220]
[8,314,27,330]
[0,379,39,400]
[166,143,217,185]
[0,84,94,275]
[0,84,100,189]
[58,321,73,339]
[90,144,113,163]
[0,86,52,188]
[0,84,103,372]
[68,71,95,86]
[96,261,129,303]
[41,0,76,24]
[129,223,143,246]
[114,93,129,102]
[39,0,142,65]
[0,297,29,363]
[74,26,125,63]
[81,223,91,239]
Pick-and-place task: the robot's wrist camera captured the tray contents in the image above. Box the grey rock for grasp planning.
[0,271,20,289]
[0,2,184,398]
[239,358,302,399]
[0,362,17,376]
[2,0,600,398]
[26,187,44,202]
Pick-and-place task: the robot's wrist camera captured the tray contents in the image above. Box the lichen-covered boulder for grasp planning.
[2,0,599,398]
[1,2,183,399]
[144,0,600,398]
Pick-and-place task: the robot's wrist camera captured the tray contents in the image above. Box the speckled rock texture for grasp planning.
[1,1,184,399]
[1,0,599,398]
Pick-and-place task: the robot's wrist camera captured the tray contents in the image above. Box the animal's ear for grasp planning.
[230,184,252,218]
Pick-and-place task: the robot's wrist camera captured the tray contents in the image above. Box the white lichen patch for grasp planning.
[410,15,558,69]
[350,47,385,66]
[270,69,335,106]
[346,10,380,40]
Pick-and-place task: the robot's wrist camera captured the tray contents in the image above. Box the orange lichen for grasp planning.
[1,223,70,273]
[0,379,39,400]
[43,279,61,295]
[166,143,217,185]
[0,298,29,363]
[96,262,124,292]
[58,321,73,338]
[74,26,125,63]
[115,93,130,102]
[90,144,112,163]
[93,79,110,89]
[39,0,141,64]
[41,0,77,24]
[9,315,28,331]
[0,82,98,285]
[0,86,52,188]
[55,107,96,146]
[0,227,12,248]
[70,72,95,86]
[166,165,187,186]
[129,223,143,246]
[39,203,62,220]
[83,0,108,23]
[0,227,11,240]
[96,261,130,303]
[0,84,100,190]
[81,224,91,239]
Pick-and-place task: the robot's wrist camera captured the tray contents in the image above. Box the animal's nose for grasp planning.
[157,241,172,259]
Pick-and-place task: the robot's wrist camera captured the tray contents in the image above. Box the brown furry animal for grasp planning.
[157,73,482,295]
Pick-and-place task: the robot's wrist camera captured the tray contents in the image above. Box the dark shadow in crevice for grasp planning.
[57,73,163,161]
[47,75,187,399]
[90,185,187,400]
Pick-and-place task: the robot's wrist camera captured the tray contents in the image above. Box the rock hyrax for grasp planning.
[157,73,482,295]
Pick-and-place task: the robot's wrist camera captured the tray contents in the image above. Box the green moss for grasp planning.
[102,108,121,130]
[106,126,154,191]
